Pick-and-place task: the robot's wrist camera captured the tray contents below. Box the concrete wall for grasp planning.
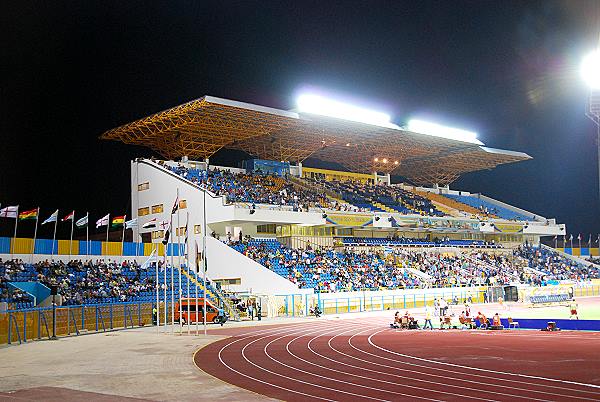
[205,236,308,295]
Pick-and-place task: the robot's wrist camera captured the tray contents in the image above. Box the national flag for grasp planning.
[96,214,110,228]
[161,226,170,245]
[0,206,18,218]
[111,215,125,227]
[19,208,38,220]
[42,210,59,225]
[125,218,138,230]
[171,196,179,215]
[62,211,75,222]
[142,218,157,229]
[577,234,581,241]
[76,214,88,228]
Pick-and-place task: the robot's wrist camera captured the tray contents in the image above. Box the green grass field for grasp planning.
[500,296,600,320]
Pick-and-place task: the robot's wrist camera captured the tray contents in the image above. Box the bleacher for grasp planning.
[341,237,498,248]
[444,194,533,221]
[0,259,218,309]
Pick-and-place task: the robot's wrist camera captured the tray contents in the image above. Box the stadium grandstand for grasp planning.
[4,93,598,316]
[3,93,600,401]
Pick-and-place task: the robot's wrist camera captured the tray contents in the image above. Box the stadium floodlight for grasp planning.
[296,93,399,128]
[407,119,482,144]
[581,50,600,90]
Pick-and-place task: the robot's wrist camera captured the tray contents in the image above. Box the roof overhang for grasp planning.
[101,95,532,185]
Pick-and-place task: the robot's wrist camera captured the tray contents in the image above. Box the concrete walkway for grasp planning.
[0,324,279,401]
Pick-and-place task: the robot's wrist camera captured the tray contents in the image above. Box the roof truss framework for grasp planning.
[101,95,532,185]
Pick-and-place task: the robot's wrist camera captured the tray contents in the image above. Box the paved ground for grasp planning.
[0,324,279,401]
[1,298,599,401]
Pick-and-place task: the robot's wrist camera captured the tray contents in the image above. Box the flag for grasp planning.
[0,206,18,218]
[42,210,58,225]
[125,218,138,230]
[19,208,38,220]
[141,247,157,270]
[62,211,75,221]
[171,196,179,215]
[577,234,581,241]
[142,218,157,229]
[161,225,170,245]
[569,234,573,241]
[111,215,125,227]
[76,215,88,228]
[96,214,110,228]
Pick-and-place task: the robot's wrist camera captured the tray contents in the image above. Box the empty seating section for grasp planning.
[444,194,532,221]
[0,258,218,308]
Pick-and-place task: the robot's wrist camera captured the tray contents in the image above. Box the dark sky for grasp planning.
[2,1,600,240]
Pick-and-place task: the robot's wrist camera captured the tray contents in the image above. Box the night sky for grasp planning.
[2,1,600,240]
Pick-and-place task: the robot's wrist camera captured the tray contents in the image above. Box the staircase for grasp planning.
[180,267,240,321]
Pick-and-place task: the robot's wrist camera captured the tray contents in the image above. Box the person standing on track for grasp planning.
[569,298,579,320]
[423,305,434,330]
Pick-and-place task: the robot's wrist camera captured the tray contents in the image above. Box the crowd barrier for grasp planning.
[0,301,163,345]
[273,288,486,317]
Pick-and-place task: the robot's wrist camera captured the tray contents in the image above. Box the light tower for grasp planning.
[581,49,600,200]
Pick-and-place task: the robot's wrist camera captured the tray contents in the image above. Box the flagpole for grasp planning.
[11,206,19,260]
[155,245,160,334]
[69,210,74,260]
[177,188,182,335]
[105,213,110,255]
[164,240,167,333]
[203,186,207,336]
[86,212,89,257]
[186,210,190,334]
[170,213,175,335]
[195,240,199,334]
[51,210,58,258]
[30,207,40,264]
[579,235,581,250]
[554,236,557,249]
[121,214,127,263]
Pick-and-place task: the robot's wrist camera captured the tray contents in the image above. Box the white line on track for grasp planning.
[262,322,445,401]
[367,327,600,391]
[281,323,499,401]
[309,323,585,401]
[207,319,600,401]
[330,321,598,401]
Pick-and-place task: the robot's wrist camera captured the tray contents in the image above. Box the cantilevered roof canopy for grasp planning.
[100,95,531,185]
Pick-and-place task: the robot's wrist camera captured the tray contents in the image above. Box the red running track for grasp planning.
[194,318,600,401]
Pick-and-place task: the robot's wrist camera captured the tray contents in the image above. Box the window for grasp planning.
[179,199,187,209]
[151,230,164,240]
[257,224,276,234]
[138,182,150,191]
[138,207,150,217]
[194,225,202,234]
[152,204,164,214]
[176,226,187,236]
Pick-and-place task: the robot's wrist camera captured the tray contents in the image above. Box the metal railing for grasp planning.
[0,301,155,345]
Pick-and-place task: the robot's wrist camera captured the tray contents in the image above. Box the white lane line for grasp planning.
[282,323,497,401]
[368,328,600,391]
[240,321,396,401]
[344,322,600,396]
[330,324,597,401]
[216,321,338,401]
[264,322,446,402]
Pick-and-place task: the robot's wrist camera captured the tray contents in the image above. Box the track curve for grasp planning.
[194,318,600,401]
